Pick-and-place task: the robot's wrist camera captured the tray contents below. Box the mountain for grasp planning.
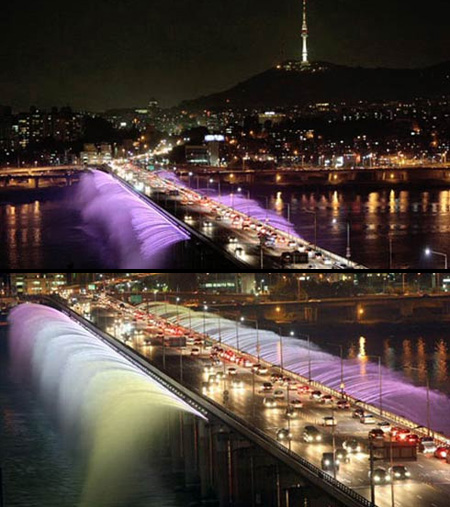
[180,60,450,110]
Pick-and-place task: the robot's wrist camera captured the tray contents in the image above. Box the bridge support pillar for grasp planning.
[169,411,184,473]
[182,412,200,489]
[212,428,232,507]
[34,177,39,188]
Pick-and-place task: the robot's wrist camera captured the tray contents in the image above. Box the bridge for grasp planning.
[173,164,450,188]
[0,165,85,188]
[35,294,375,507]
[110,161,366,269]
[29,292,450,507]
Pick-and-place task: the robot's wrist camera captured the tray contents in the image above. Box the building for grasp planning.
[185,145,210,165]
[10,273,67,295]
[197,274,256,294]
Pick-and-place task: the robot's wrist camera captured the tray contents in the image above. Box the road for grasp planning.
[107,160,365,270]
[66,292,450,507]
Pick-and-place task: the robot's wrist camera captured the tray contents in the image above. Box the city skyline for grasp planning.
[1,0,449,110]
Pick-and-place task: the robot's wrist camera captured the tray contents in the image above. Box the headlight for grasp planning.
[325,460,330,465]
[405,472,411,477]
[317,436,322,441]
[374,477,380,482]
[357,446,361,452]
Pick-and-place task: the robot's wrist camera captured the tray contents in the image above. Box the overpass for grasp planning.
[0,165,85,188]
[202,293,450,325]
[173,164,450,188]
[35,294,375,507]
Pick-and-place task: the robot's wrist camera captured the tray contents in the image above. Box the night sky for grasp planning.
[2,0,449,111]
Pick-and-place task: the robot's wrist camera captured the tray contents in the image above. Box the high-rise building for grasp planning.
[10,273,67,295]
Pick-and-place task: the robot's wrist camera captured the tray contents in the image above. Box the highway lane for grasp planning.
[67,294,450,507]
[108,161,363,269]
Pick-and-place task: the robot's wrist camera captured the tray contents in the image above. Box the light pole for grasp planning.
[425,248,448,269]
[176,296,183,382]
[188,171,193,188]
[278,327,284,376]
[326,342,345,396]
[203,304,208,338]
[407,366,431,436]
[235,315,244,351]
[359,354,383,416]
[244,317,260,360]
[304,209,317,248]
[296,333,312,383]
[332,218,351,259]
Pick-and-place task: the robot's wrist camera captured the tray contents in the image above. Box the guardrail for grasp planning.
[34,295,375,507]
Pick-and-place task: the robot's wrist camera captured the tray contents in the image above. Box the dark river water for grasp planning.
[2,183,450,268]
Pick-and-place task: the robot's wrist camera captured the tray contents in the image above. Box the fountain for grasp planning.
[76,170,190,268]
[8,303,203,507]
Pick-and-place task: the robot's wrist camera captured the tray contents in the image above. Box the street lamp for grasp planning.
[332,218,351,259]
[202,304,209,338]
[358,354,383,416]
[407,366,431,436]
[244,317,260,360]
[326,342,345,396]
[303,208,318,248]
[176,296,183,382]
[425,248,448,269]
[235,315,244,351]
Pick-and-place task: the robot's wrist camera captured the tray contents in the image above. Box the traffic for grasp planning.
[64,291,450,507]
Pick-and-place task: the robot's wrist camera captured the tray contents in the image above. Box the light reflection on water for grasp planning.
[253,187,450,268]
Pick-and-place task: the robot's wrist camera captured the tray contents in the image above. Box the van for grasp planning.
[361,414,376,424]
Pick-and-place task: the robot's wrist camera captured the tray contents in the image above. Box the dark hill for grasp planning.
[180,60,450,110]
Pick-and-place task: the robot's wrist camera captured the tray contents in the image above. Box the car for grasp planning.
[336,400,350,409]
[261,382,273,392]
[360,414,376,424]
[263,397,277,408]
[419,437,437,454]
[322,416,337,427]
[389,465,411,480]
[257,366,268,375]
[378,422,391,433]
[285,407,297,418]
[273,389,285,399]
[235,247,244,254]
[434,447,449,460]
[290,399,303,409]
[394,429,411,441]
[370,468,390,484]
[321,452,339,472]
[335,448,350,464]
[297,385,311,394]
[276,428,293,442]
[252,363,261,373]
[229,236,238,243]
[369,429,385,440]
[320,395,334,404]
[271,373,283,383]
[310,390,323,400]
[353,408,365,419]
[227,367,238,376]
[390,426,403,438]
[202,381,215,394]
[231,378,244,389]
[303,426,322,443]
[215,371,225,381]
[405,434,420,445]
[203,363,215,374]
[191,347,200,356]
[343,439,362,453]
[208,374,219,385]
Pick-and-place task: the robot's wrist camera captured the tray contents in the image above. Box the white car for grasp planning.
[227,367,238,376]
[360,414,376,424]
[273,389,285,399]
[263,397,277,408]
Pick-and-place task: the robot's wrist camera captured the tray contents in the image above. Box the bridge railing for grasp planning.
[35,295,375,507]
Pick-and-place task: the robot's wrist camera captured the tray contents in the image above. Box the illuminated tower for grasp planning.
[301,0,309,64]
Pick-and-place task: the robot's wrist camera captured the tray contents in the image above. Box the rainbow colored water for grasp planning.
[8,303,202,507]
